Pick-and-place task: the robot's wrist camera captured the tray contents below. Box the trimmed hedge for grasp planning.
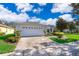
[53,32,64,36]
[5,34,19,43]
[53,32,64,38]
[0,33,20,43]
[0,36,7,40]
[5,34,16,38]
[0,34,15,40]
[50,37,78,44]
[0,32,5,36]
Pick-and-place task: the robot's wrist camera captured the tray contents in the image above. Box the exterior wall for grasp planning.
[5,28,14,34]
[0,26,14,34]
[0,27,6,33]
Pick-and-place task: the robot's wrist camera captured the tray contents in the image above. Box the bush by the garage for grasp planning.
[5,34,16,43]
[5,34,16,38]
[5,33,19,43]
[0,32,5,36]
[0,32,20,43]
[0,36,7,40]
[53,32,64,38]
[6,37,17,43]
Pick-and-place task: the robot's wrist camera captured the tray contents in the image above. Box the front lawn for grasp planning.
[65,33,79,40]
[0,32,20,54]
[50,33,79,44]
[0,40,16,54]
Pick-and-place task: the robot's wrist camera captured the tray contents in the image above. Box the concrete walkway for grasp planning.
[15,36,52,50]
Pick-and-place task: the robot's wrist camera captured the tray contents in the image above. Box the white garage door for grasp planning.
[20,28,44,37]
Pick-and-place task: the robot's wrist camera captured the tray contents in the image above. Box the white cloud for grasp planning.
[51,3,73,13]
[15,3,33,12]
[33,8,43,14]
[40,18,58,26]
[59,14,73,22]
[38,3,47,6]
[29,16,42,22]
[28,16,58,26]
[40,14,73,26]
[0,5,30,22]
[47,18,58,26]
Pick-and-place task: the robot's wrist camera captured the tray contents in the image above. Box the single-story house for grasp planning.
[16,22,54,37]
[0,24,14,34]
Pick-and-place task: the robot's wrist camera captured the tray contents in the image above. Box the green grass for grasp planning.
[0,40,16,54]
[65,33,79,40]
[50,33,79,44]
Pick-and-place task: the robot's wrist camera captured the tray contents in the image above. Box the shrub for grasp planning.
[50,37,78,44]
[5,33,20,43]
[14,30,20,37]
[53,32,64,35]
[5,34,15,38]
[53,32,64,38]
[5,37,18,43]
[50,37,66,43]
[14,30,20,40]
[0,33,20,43]
[0,32,5,36]
[0,36,7,40]
[5,33,19,43]
[0,31,20,43]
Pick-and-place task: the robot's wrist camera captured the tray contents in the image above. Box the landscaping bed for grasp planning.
[0,31,20,54]
[50,33,79,44]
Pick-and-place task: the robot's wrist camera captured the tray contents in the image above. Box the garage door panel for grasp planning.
[20,29,44,36]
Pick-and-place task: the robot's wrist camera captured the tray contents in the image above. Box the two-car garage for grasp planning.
[20,28,44,37]
[16,22,53,37]
[16,22,45,37]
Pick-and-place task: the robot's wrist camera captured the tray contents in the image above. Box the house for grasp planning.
[0,24,14,34]
[16,22,54,37]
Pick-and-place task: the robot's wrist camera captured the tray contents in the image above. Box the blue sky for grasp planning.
[0,3,77,26]
[0,3,71,19]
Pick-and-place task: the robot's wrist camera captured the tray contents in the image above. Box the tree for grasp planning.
[71,3,79,14]
[71,3,79,33]
[68,21,76,33]
[74,19,79,33]
[56,18,68,32]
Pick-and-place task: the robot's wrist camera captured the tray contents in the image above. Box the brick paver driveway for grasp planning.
[15,36,52,50]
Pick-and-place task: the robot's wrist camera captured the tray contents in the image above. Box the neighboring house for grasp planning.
[16,22,54,37]
[0,24,14,34]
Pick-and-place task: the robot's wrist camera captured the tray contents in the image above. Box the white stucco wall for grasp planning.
[0,26,14,34]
